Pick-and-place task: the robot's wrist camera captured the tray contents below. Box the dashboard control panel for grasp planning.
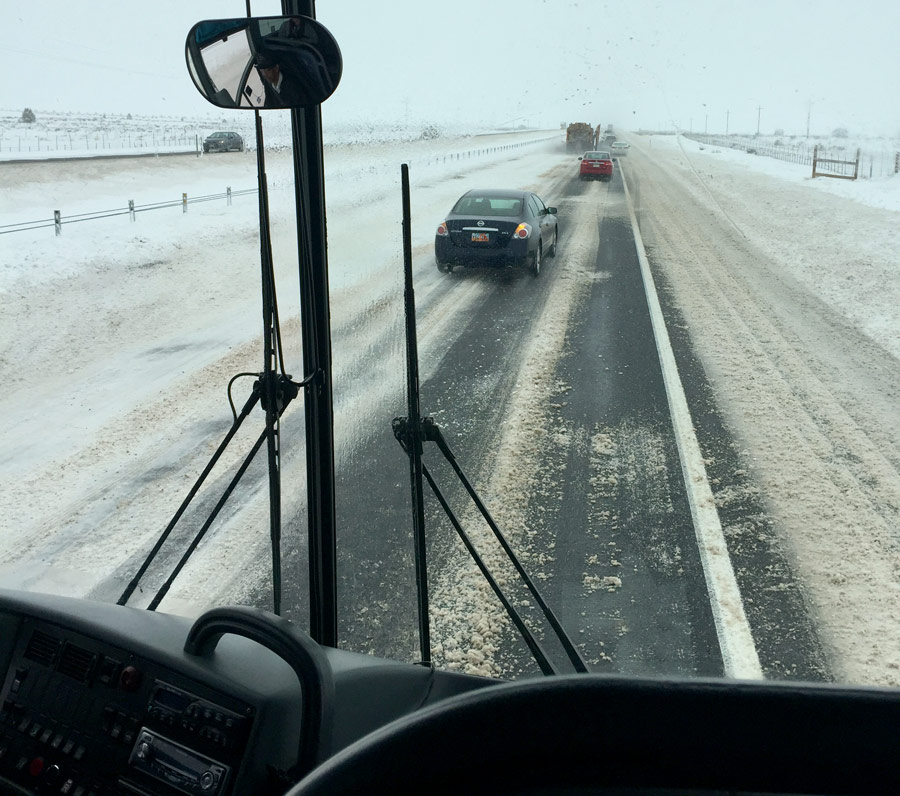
[0,619,254,796]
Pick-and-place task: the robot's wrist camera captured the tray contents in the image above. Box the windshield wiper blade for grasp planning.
[426,418,589,674]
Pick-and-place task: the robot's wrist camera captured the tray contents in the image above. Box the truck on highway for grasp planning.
[566,121,594,152]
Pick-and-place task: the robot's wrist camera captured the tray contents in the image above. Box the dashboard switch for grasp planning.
[119,665,143,692]
[136,739,153,762]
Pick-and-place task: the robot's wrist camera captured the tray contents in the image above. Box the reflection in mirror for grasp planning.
[185,15,342,110]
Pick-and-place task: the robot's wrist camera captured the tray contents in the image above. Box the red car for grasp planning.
[578,150,613,181]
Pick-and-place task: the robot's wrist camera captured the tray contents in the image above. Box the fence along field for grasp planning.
[0,109,249,157]
[682,132,900,180]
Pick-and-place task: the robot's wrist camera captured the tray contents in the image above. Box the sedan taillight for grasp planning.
[436,221,449,237]
[514,223,531,239]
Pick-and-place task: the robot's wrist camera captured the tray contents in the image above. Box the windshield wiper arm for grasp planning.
[119,112,300,615]
[394,165,588,676]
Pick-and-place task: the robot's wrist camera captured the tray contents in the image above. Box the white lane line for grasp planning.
[620,167,763,680]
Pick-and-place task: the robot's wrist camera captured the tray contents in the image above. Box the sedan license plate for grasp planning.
[471,232,490,242]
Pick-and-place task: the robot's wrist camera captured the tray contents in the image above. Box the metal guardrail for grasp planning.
[0,188,258,236]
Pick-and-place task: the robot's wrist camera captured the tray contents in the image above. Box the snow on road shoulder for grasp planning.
[639,133,900,212]
[626,133,900,362]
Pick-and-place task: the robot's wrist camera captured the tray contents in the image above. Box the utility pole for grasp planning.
[726,110,730,135]
[756,105,763,136]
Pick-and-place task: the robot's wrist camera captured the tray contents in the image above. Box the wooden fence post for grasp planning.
[54,210,61,236]
[812,145,818,178]
[182,193,188,214]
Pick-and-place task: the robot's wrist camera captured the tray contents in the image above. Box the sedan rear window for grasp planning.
[453,196,523,216]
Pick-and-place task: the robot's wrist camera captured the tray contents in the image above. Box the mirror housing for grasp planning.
[185,15,342,109]
[546,207,558,215]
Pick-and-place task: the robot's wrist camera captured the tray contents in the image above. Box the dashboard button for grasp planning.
[45,763,63,786]
[136,740,153,761]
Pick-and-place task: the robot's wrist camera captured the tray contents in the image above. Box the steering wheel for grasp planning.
[286,673,900,795]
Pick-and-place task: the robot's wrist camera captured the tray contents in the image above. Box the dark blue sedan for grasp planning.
[434,189,558,276]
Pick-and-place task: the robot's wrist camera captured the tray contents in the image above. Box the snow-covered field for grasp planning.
[2,119,899,686]
[0,108,527,160]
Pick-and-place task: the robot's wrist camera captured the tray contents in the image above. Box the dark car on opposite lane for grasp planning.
[203,131,244,152]
[579,150,613,180]
[435,189,558,276]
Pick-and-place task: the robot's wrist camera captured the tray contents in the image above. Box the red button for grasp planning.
[119,666,143,692]
[29,756,44,776]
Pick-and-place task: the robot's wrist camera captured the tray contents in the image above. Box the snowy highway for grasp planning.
[2,129,899,686]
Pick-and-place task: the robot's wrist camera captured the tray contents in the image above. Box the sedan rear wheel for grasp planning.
[547,229,558,258]
[531,243,542,277]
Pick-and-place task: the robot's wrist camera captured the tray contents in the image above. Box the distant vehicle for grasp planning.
[566,122,594,152]
[579,151,613,181]
[610,141,630,156]
[203,131,244,152]
[435,189,558,276]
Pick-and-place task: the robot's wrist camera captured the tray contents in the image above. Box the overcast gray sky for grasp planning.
[4,0,899,136]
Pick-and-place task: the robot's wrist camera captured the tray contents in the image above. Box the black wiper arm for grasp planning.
[116,383,261,607]
[117,372,301,611]
[400,163,432,664]
[424,418,589,674]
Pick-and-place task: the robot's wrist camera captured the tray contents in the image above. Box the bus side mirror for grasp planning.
[186,15,342,109]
